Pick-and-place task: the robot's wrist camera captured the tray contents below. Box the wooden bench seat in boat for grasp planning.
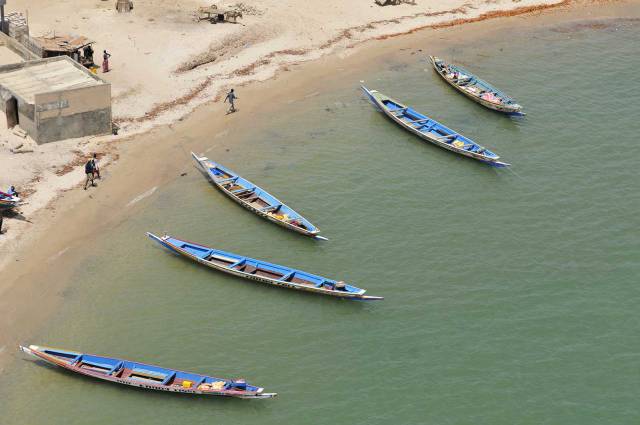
[408,118,431,124]
[278,272,295,282]
[217,177,239,184]
[109,361,124,375]
[128,368,167,382]
[206,253,238,266]
[231,187,254,195]
[78,359,114,373]
[260,204,281,212]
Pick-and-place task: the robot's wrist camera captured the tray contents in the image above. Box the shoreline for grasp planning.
[112,0,573,128]
[0,0,571,247]
[0,0,637,374]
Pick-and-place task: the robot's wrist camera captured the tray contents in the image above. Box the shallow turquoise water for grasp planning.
[2,17,639,425]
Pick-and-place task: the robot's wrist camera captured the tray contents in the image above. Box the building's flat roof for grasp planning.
[34,35,93,53]
[0,57,103,103]
[0,46,24,66]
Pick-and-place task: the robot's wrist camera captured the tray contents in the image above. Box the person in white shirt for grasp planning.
[92,153,101,179]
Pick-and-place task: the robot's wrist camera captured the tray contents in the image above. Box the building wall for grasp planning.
[0,32,39,61]
[0,83,35,131]
[17,107,37,136]
[34,84,112,144]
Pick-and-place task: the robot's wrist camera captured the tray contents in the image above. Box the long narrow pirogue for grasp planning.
[430,56,523,115]
[0,191,21,210]
[191,152,327,240]
[20,345,276,399]
[147,232,384,301]
[361,86,510,167]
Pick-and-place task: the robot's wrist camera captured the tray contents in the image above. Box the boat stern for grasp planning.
[357,295,385,301]
[237,391,278,399]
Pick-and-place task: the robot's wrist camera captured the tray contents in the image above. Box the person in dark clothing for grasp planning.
[84,159,96,190]
[0,211,3,235]
[224,88,238,113]
[83,45,94,66]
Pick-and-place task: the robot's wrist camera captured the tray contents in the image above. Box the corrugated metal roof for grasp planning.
[0,59,102,103]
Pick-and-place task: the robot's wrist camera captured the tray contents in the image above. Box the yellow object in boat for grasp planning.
[453,140,465,148]
[182,380,193,388]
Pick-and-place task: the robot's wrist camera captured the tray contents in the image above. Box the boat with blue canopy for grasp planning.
[19,344,276,399]
[147,232,384,301]
[191,152,326,240]
[361,86,510,167]
[430,56,523,115]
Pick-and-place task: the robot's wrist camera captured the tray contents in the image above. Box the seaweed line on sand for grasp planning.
[115,0,573,126]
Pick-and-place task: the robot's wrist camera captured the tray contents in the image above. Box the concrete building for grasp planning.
[0,55,111,143]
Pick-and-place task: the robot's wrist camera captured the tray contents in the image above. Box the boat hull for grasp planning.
[191,153,325,240]
[0,195,21,210]
[20,345,276,399]
[362,86,509,167]
[147,232,383,300]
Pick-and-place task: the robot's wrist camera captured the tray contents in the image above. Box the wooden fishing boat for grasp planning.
[192,153,326,240]
[430,56,523,115]
[361,86,510,167]
[0,191,21,210]
[20,344,276,399]
[147,232,384,301]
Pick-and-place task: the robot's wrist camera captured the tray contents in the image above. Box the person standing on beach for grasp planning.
[92,153,101,179]
[84,158,96,190]
[0,211,3,235]
[102,50,111,73]
[224,88,238,114]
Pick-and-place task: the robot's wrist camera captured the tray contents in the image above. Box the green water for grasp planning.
[2,17,639,424]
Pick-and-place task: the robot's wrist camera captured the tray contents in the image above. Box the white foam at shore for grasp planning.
[126,186,158,208]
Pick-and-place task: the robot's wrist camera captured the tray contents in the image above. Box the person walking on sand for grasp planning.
[224,88,238,114]
[102,50,111,73]
[84,157,96,190]
[0,210,4,235]
[92,153,101,179]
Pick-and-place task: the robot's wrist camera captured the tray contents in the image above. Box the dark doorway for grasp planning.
[5,96,18,128]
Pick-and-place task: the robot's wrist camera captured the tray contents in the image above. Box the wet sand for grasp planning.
[1,0,637,373]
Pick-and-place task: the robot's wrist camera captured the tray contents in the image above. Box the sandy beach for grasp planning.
[0,0,570,261]
[0,0,637,373]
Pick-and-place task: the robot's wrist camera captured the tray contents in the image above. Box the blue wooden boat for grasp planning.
[192,153,326,240]
[0,190,21,210]
[361,86,510,167]
[430,56,523,115]
[147,232,384,301]
[20,344,276,399]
